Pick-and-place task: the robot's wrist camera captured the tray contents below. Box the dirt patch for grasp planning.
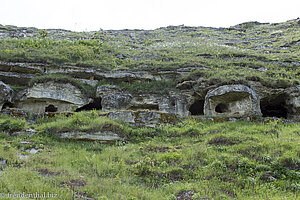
[175,189,211,200]
[60,179,87,188]
[36,168,61,177]
[76,191,96,200]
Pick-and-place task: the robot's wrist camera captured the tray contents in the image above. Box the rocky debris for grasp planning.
[96,85,132,111]
[204,85,261,118]
[0,81,14,110]
[59,131,122,142]
[15,81,91,113]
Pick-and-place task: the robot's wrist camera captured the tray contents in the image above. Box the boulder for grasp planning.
[0,81,14,110]
[15,81,90,113]
[96,85,132,111]
[204,85,261,117]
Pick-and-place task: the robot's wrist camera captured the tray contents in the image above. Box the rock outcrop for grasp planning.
[15,81,90,113]
[96,85,132,111]
[0,81,14,110]
[107,110,178,127]
[204,85,261,118]
[59,131,122,142]
[286,86,300,119]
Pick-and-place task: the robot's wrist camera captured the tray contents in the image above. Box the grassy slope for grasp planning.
[0,19,299,88]
[0,20,299,199]
[0,112,299,199]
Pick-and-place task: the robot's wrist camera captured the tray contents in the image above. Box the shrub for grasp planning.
[0,115,27,132]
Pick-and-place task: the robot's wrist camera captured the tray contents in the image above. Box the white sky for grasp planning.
[0,0,299,31]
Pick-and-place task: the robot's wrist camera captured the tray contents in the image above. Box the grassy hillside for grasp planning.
[0,112,299,199]
[0,19,300,88]
[0,20,300,199]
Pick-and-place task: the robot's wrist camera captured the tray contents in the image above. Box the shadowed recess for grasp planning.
[260,94,288,118]
[189,100,204,115]
[76,97,102,112]
[215,103,229,113]
[45,104,58,112]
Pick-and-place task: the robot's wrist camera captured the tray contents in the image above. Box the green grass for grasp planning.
[0,115,28,132]
[36,111,123,133]
[97,79,178,95]
[1,19,300,88]
[0,112,299,199]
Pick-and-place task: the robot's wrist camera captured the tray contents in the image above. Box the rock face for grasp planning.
[96,85,193,116]
[96,85,132,111]
[15,81,90,113]
[0,81,14,110]
[286,86,300,119]
[107,110,178,127]
[204,85,261,118]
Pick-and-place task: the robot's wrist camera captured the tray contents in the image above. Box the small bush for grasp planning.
[0,115,27,132]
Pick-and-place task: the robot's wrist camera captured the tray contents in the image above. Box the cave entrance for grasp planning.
[215,103,229,113]
[1,102,14,110]
[76,97,102,112]
[189,100,204,115]
[45,104,58,112]
[260,94,288,118]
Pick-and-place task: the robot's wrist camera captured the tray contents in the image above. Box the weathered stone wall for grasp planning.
[14,81,90,113]
[204,85,261,117]
[0,81,13,110]
[286,86,300,119]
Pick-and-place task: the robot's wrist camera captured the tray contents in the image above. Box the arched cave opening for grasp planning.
[1,102,14,110]
[260,94,288,118]
[189,100,204,115]
[45,104,58,112]
[215,103,229,113]
[76,97,102,112]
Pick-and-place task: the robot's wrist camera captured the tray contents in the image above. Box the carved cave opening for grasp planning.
[189,100,204,115]
[260,94,288,118]
[1,102,14,110]
[215,103,229,113]
[76,97,102,112]
[45,104,58,112]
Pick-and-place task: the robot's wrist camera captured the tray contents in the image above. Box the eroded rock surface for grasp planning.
[204,85,261,117]
[0,81,14,110]
[15,81,90,113]
[96,85,132,111]
[107,110,178,127]
[286,86,300,119]
[59,131,122,142]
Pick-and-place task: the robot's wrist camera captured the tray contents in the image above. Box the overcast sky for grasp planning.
[0,0,299,31]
